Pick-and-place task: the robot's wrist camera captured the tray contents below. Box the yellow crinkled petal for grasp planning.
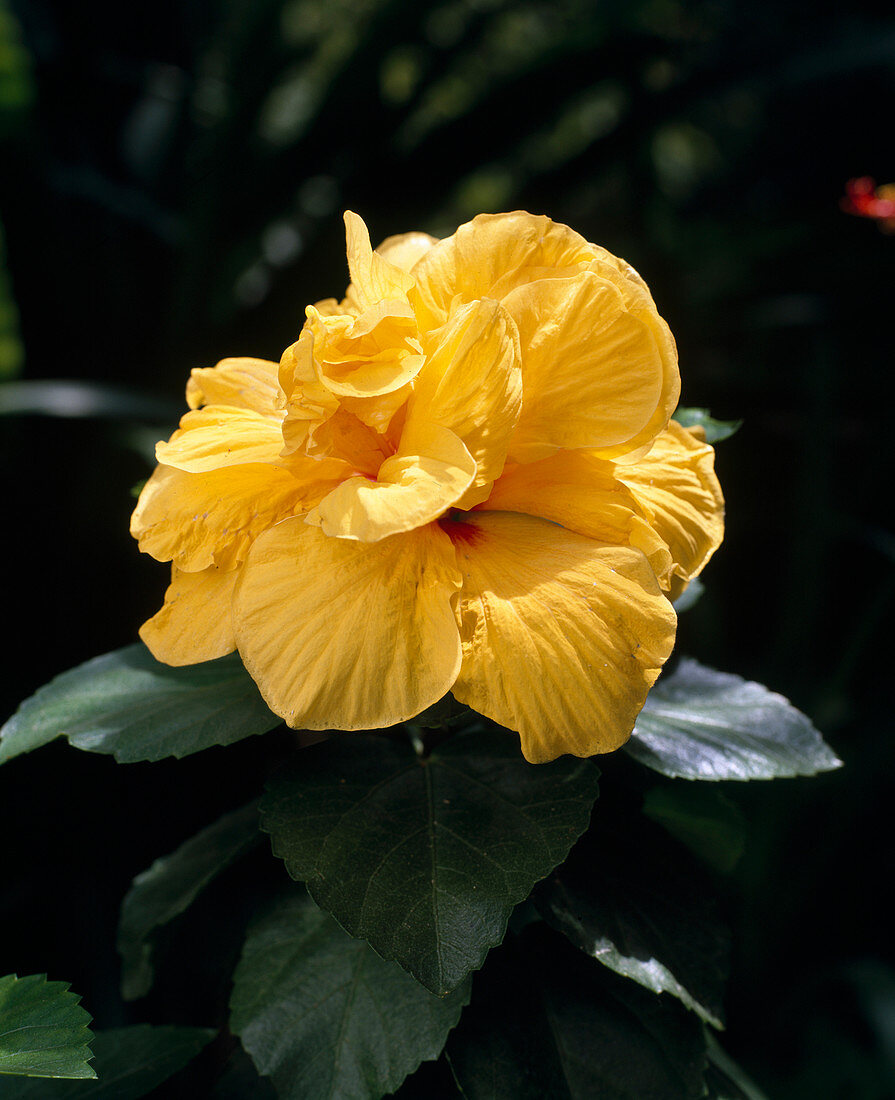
[411,298,521,508]
[480,452,672,583]
[306,300,424,399]
[234,518,462,729]
[618,420,725,596]
[503,271,679,463]
[376,230,438,273]
[186,357,281,414]
[131,457,348,571]
[410,211,595,329]
[447,511,677,763]
[279,330,342,455]
[156,406,285,473]
[344,211,415,311]
[140,564,238,665]
[309,422,476,542]
[339,386,412,434]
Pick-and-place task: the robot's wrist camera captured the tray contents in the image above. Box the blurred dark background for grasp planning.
[1,0,894,1095]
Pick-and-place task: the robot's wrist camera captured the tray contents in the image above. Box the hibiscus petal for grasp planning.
[185,357,281,414]
[411,298,521,506]
[446,512,677,763]
[309,423,476,542]
[234,518,462,729]
[156,406,286,472]
[140,565,238,665]
[617,421,725,597]
[410,211,595,329]
[376,229,438,273]
[503,271,679,462]
[131,458,348,571]
[479,451,672,582]
[305,301,425,399]
[279,330,341,455]
[344,211,415,310]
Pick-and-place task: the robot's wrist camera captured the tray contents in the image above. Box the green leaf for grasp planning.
[230,888,470,1100]
[534,812,729,1028]
[261,727,600,994]
[643,784,746,873]
[627,658,842,780]
[0,644,282,766]
[673,407,742,443]
[704,1033,770,1099]
[0,975,94,1080]
[0,1025,214,1097]
[118,801,263,1000]
[446,928,708,1099]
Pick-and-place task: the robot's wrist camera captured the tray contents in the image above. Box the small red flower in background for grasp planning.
[842,177,895,231]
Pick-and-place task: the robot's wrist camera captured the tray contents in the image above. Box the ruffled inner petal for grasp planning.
[411,298,521,506]
[309,423,475,542]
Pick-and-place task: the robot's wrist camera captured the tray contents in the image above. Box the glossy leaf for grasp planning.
[628,658,842,780]
[118,801,263,1000]
[0,644,281,766]
[0,975,93,1080]
[446,928,708,1099]
[261,727,600,994]
[0,1025,214,1098]
[230,888,470,1100]
[535,812,729,1028]
[673,407,742,443]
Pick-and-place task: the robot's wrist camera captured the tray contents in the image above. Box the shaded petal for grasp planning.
[309,423,476,542]
[186,357,282,414]
[344,211,415,311]
[304,406,393,476]
[410,211,595,329]
[279,330,341,455]
[447,512,676,763]
[156,406,285,472]
[503,271,679,462]
[140,565,238,665]
[131,457,348,571]
[376,230,438,273]
[234,518,462,729]
[618,421,725,596]
[481,452,672,582]
[411,298,521,507]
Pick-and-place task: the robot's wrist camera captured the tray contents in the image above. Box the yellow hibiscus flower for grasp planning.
[131,211,723,763]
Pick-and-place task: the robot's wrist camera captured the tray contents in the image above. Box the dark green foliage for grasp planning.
[0,645,280,765]
[118,800,263,999]
[446,928,708,1100]
[0,975,94,1080]
[230,888,470,1100]
[261,728,600,994]
[0,1025,214,1098]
